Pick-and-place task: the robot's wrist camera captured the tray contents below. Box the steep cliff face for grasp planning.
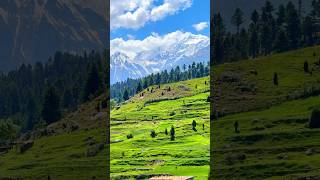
[0,0,107,71]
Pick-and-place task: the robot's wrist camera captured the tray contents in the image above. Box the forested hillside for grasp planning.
[212,0,320,64]
[0,50,108,144]
[111,61,210,103]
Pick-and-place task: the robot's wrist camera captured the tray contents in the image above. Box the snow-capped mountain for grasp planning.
[110,52,148,84]
[110,32,209,84]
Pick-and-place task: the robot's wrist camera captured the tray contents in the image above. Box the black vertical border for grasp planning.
[105,0,110,179]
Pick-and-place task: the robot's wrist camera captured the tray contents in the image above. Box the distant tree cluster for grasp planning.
[212,0,320,64]
[0,50,108,132]
[111,62,210,102]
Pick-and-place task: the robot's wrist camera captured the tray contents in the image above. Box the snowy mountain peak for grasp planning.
[110,31,209,84]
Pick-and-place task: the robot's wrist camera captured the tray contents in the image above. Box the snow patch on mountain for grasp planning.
[110,31,209,84]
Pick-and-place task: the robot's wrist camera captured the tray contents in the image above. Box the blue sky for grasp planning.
[110,0,210,40]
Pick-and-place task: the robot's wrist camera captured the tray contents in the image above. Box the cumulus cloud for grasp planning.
[192,22,209,31]
[111,0,193,30]
[110,30,208,61]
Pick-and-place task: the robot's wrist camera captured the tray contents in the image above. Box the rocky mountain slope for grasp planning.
[0,0,107,71]
[111,32,209,83]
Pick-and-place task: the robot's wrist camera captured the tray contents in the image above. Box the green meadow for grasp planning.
[0,96,108,179]
[212,46,320,179]
[110,77,210,179]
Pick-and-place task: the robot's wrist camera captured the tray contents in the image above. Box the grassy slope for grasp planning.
[111,77,210,179]
[212,46,320,179]
[0,96,108,179]
[213,46,320,115]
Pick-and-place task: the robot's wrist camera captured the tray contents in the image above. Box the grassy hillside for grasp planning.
[212,46,320,179]
[0,96,108,179]
[111,77,210,179]
[213,46,320,115]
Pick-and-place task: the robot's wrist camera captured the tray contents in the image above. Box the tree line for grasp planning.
[0,50,108,134]
[212,0,320,64]
[111,61,210,102]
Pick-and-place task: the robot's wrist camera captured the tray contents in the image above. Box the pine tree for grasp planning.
[212,13,225,64]
[231,8,244,34]
[286,2,301,49]
[123,88,129,101]
[136,82,142,93]
[42,86,61,125]
[170,126,175,141]
[83,64,101,101]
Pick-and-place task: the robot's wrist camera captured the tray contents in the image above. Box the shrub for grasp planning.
[304,61,309,73]
[170,126,175,141]
[207,96,211,102]
[150,130,157,138]
[309,109,320,128]
[86,143,104,157]
[192,120,197,131]
[169,111,176,116]
[273,72,278,86]
[127,134,133,139]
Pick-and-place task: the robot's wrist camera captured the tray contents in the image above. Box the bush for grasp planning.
[169,111,176,116]
[207,96,211,102]
[170,126,175,141]
[273,72,278,86]
[304,61,309,73]
[127,134,133,139]
[309,109,320,128]
[86,143,104,157]
[150,130,157,138]
[192,120,197,131]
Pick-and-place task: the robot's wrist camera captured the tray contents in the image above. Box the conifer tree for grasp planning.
[42,86,61,125]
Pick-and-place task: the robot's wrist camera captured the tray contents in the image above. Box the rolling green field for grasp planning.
[110,77,210,179]
[0,96,108,179]
[212,46,320,179]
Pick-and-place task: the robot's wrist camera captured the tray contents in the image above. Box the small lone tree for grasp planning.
[309,109,320,128]
[192,120,197,131]
[150,130,157,138]
[170,126,175,141]
[127,134,133,139]
[273,72,278,86]
[203,124,205,130]
[234,121,239,133]
[304,61,309,73]
[165,128,168,135]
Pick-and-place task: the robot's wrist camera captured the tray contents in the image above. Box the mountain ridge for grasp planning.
[0,0,107,71]
[111,32,210,84]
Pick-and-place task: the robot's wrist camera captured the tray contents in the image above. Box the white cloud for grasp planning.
[192,22,208,31]
[110,30,208,61]
[111,0,193,30]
